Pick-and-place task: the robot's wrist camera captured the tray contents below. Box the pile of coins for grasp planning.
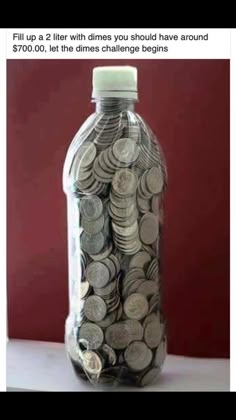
[66,110,167,387]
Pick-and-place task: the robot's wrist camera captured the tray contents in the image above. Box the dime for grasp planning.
[143,312,161,328]
[82,350,103,375]
[79,322,104,350]
[112,138,140,164]
[139,367,161,387]
[124,293,149,320]
[139,213,159,245]
[81,213,104,235]
[124,341,153,372]
[73,141,96,170]
[151,195,160,215]
[148,293,160,313]
[80,280,91,299]
[101,257,116,280]
[110,192,136,209]
[89,243,113,261]
[129,251,152,270]
[137,281,159,299]
[86,261,110,288]
[80,196,103,220]
[137,195,151,213]
[94,279,117,297]
[105,320,143,350]
[144,319,162,349]
[108,254,121,276]
[105,322,132,350]
[81,231,105,255]
[112,220,138,237]
[84,296,107,322]
[96,310,117,328]
[112,169,138,197]
[146,166,163,194]
[155,336,167,367]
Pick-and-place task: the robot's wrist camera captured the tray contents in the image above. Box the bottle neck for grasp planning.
[94,97,136,113]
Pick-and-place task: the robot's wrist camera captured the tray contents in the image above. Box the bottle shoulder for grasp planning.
[63,111,167,193]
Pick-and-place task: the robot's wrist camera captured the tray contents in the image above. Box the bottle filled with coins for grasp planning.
[63,66,167,387]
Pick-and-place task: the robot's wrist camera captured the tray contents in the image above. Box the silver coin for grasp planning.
[137,195,151,213]
[112,169,138,197]
[81,213,105,235]
[94,279,117,297]
[108,147,129,169]
[105,320,143,350]
[129,251,152,270]
[77,167,92,182]
[107,295,120,313]
[112,138,140,164]
[112,220,138,237]
[108,254,121,276]
[77,172,95,189]
[109,202,136,219]
[81,280,91,299]
[146,258,159,281]
[146,166,163,194]
[143,312,161,328]
[124,293,149,320]
[142,244,157,258]
[90,243,113,261]
[123,279,146,298]
[81,231,105,255]
[137,281,159,299]
[80,195,103,220]
[73,141,96,171]
[123,268,146,287]
[139,367,161,387]
[124,341,153,372]
[110,192,136,209]
[96,310,117,328]
[105,322,133,350]
[144,319,162,349]
[139,213,159,245]
[79,322,104,350]
[86,261,110,288]
[101,257,116,280]
[93,157,113,183]
[97,155,114,177]
[82,350,103,375]
[101,344,117,366]
[155,337,167,367]
[123,126,140,143]
[151,195,160,215]
[140,172,153,199]
[148,294,161,314]
[84,295,107,322]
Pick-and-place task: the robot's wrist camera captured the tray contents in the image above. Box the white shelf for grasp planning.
[7,339,230,392]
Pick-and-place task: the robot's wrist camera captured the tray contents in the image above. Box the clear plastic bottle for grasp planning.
[63,66,167,387]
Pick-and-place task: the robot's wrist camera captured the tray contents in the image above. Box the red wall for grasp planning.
[7,59,230,357]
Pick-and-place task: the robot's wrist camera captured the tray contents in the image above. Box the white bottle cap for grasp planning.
[92,66,138,99]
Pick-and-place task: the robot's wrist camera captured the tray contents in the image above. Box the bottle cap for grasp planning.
[92,66,138,99]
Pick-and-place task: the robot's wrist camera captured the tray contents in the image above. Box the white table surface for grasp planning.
[7,339,230,392]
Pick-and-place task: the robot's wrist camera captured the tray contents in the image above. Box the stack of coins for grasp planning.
[94,114,123,151]
[66,109,167,387]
